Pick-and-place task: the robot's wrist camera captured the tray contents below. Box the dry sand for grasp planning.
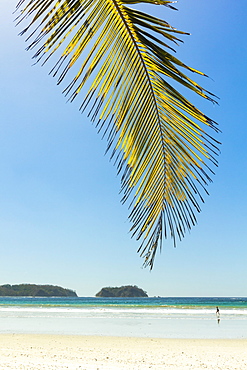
[0,334,246,370]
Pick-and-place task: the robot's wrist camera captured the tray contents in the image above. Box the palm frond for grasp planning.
[15,0,219,268]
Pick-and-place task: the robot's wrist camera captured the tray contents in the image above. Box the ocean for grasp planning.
[0,297,246,339]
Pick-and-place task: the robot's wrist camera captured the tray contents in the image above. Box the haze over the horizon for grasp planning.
[0,0,246,297]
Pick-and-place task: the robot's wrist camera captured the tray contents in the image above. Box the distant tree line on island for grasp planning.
[0,284,77,297]
[96,285,148,298]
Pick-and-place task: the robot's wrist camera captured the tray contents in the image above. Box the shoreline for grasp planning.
[0,334,246,369]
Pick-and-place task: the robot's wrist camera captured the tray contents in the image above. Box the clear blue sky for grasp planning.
[0,0,246,297]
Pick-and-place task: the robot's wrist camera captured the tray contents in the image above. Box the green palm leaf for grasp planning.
[15,0,219,268]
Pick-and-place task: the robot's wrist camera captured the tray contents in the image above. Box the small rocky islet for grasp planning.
[95,285,148,298]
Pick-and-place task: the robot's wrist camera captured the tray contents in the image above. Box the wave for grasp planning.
[1,306,247,316]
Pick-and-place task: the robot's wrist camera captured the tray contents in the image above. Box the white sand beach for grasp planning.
[0,334,246,370]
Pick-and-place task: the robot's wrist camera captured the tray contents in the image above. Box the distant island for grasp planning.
[96,285,148,298]
[0,284,77,297]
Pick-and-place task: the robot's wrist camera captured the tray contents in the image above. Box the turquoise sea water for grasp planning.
[0,297,246,338]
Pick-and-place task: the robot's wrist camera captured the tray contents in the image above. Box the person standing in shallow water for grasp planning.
[216,306,220,323]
